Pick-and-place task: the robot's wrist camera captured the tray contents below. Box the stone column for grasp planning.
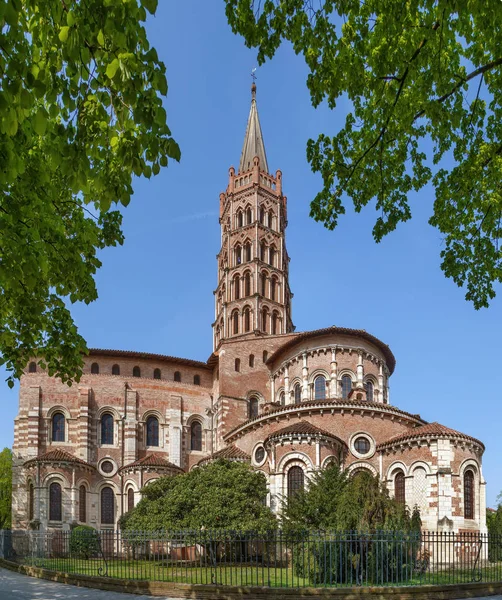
[329,347,338,397]
[378,363,384,404]
[284,364,290,404]
[123,387,138,464]
[357,350,364,389]
[302,353,309,401]
[270,375,276,403]
[169,395,183,468]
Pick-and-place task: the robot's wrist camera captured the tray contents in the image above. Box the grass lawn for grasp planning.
[22,558,502,588]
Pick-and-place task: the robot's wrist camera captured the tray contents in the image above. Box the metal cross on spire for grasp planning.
[251,67,257,82]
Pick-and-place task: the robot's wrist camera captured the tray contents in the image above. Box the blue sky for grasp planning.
[2,2,501,507]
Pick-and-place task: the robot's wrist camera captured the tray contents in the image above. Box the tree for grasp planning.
[120,459,277,532]
[225,1,502,309]
[0,448,12,529]
[0,0,180,387]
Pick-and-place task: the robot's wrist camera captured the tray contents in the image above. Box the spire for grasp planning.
[239,83,269,174]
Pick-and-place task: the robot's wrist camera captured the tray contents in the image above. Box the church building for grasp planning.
[11,85,486,534]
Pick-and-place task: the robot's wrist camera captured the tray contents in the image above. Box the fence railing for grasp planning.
[1,529,502,588]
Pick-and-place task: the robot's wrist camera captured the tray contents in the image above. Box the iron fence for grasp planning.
[1,529,502,588]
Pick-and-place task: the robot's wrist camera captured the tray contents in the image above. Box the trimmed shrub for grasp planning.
[69,525,100,559]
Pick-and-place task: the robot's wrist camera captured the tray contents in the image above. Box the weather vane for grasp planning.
[251,67,257,82]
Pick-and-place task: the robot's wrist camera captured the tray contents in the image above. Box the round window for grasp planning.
[254,447,265,464]
[101,460,114,474]
[354,437,371,455]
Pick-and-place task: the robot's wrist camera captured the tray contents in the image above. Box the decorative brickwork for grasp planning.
[11,85,486,535]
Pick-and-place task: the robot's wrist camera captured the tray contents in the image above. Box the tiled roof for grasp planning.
[24,449,95,469]
[266,326,396,374]
[119,453,184,473]
[377,422,485,450]
[224,398,425,441]
[197,444,250,466]
[89,348,209,370]
[265,422,344,444]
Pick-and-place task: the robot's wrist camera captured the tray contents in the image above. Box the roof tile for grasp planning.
[24,449,94,469]
[119,453,184,473]
[377,422,484,450]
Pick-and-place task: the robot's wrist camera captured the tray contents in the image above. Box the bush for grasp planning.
[69,525,100,559]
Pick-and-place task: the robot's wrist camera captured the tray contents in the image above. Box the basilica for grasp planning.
[12,85,486,534]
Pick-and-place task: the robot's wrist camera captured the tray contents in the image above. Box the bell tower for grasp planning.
[213,84,294,350]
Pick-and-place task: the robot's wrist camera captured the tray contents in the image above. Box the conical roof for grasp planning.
[239,83,269,174]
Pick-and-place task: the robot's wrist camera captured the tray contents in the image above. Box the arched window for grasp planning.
[249,397,259,419]
[271,311,278,334]
[194,374,201,385]
[294,383,302,405]
[91,362,99,374]
[28,362,37,373]
[112,364,120,375]
[79,485,86,523]
[154,368,161,380]
[233,275,240,300]
[260,242,266,261]
[235,358,240,372]
[244,272,251,296]
[249,354,254,368]
[146,415,159,447]
[464,470,475,519]
[287,466,304,498]
[269,246,275,266]
[52,413,65,442]
[237,211,243,228]
[29,483,34,521]
[49,482,62,521]
[101,487,115,524]
[133,366,141,377]
[395,471,406,505]
[261,272,267,296]
[262,308,268,333]
[270,278,276,301]
[279,392,285,405]
[341,375,352,399]
[246,207,252,224]
[245,243,252,262]
[244,308,251,332]
[263,351,268,362]
[127,488,134,512]
[314,375,326,400]
[101,413,114,445]
[190,421,202,451]
[232,310,239,335]
[235,245,242,265]
[174,371,181,382]
[259,206,264,224]
[365,381,374,402]
[268,211,273,229]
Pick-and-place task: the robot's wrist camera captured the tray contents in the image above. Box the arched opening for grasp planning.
[112,364,120,376]
[269,246,275,267]
[28,483,34,521]
[28,362,37,373]
[270,277,276,301]
[52,412,65,442]
[174,371,181,382]
[244,307,251,332]
[101,487,115,525]
[287,466,304,499]
[261,272,267,296]
[268,211,273,229]
[237,211,243,228]
[79,485,86,523]
[235,244,242,265]
[190,421,202,451]
[314,375,326,400]
[91,362,99,375]
[154,368,161,380]
[245,243,252,262]
[294,383,302,404]
[235,358,240,372]
[341,375,352,399]
[261,308,269,333]
[101,413,114,445]
[464,470,475,519]
[49,482,62,521]
[133,366,141,377]
[260,242,266,261]
[395,470,406,505]
[249,354,254,368]
[233,274,240,300]
[279,392,285,405]
[244,272,251,296]
[194,374,201,385]
[232,310,239,335]
[271,311,278,334]
[365,381,374,402]
[146,415,159,447]
[259,206,265,224]
[248,397,259,419]
[127,488,134,512]
[246,207,252,224]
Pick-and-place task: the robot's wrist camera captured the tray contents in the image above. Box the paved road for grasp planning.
[1,567,501,600]
[0,567,184,600]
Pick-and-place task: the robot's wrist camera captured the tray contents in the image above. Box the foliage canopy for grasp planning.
[0,0,179,387]
[0,448,12,529]
[225,0,502,308]
[120,460,277,532]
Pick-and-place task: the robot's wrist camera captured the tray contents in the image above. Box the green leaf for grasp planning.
[33,108,47,135]
[106,58,120,79]
[66,12,76,27]
[97,29,105,46]
[59,26,70,43]
[142,0,158,15]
